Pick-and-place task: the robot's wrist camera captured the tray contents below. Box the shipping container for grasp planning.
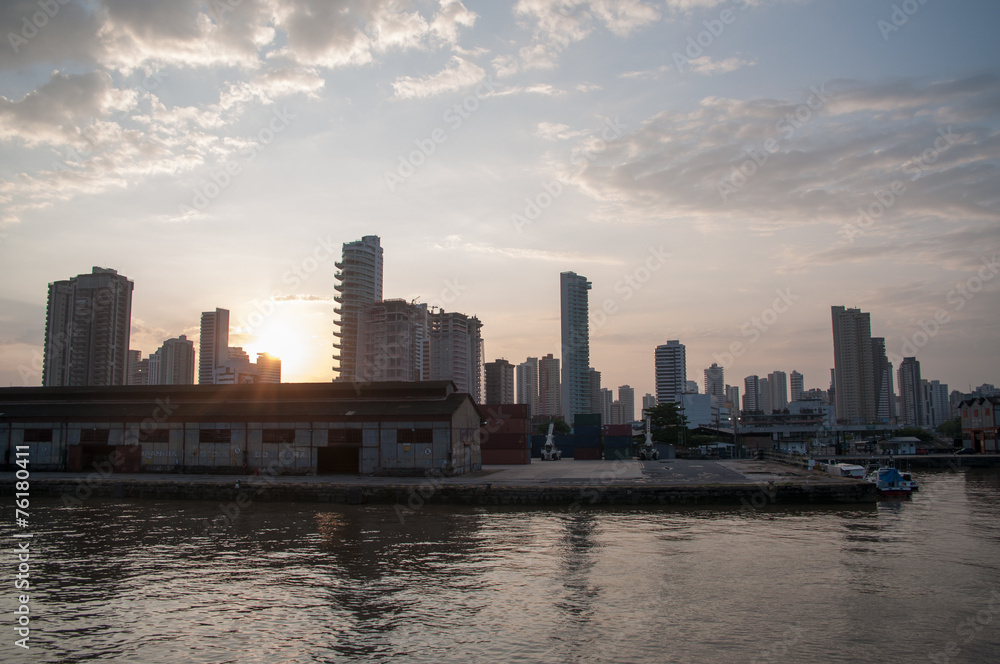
[603,424,631,437]
[482,448,531,464]
[573,447,602,460]
[574,413,602,427]
[481,433,529,450]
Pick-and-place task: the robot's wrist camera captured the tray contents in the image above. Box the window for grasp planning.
[328,429,363,445]
[398,428,433,444]
[23,429,53,443]
[140,428,170,443]
[262,428,295,444]
[80,429,110,443]
[199,429,232,444]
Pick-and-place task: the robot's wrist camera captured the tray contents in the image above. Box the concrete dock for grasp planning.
[3,459,877,506]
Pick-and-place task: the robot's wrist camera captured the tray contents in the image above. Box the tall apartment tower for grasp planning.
[127,350,145,385]
[484,359,515,404]
[198,308,230,385]
[871,337,895,422]
[743,375,760,412]
[601,388,614,424]
[153,335,196,385]
[356,299,428,383]
[704,363,725,402]
[642,393,656,415]
[255,353,282,384]
[654,340,686,404]
[333,235,383,382]
[759,377,771,413]
[538,353,561,417]
[43,267,134,387]
[428,310,483,401]
[560,271,592,426]
[897,357,923,427]
[516,357,540,415]
[923,379,949,427]
[831,305,877,424]
[618,385,635,423]
[790,370,804,402]
[768,371,789,411]
[588,368,603,416]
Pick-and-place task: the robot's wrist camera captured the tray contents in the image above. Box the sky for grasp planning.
[0,0,998,402]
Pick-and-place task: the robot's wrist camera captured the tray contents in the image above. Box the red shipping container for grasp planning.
[482,448,531,464]
[481,433,528,450]
[603,424,631,437]
[573,447,602,460]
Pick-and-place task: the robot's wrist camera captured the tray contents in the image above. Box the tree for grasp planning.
[937,417,962,440]
[642,403,688,446]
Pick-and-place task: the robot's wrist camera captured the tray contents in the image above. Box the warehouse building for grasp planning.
[0,381,481,476]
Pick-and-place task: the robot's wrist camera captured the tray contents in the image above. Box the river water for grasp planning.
[3,468,1000,663]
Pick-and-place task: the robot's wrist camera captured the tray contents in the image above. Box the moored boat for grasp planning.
[866,467,913,498]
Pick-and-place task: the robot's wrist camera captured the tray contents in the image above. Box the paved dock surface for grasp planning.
[7,458,851,488]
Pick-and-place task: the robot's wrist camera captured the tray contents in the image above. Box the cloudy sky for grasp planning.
[1,0,998,402]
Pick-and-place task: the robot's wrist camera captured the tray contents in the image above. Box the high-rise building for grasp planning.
[428,310,483,401]
[743,375,760,412]
[516,357,540,415]
[790,370,804,402]
[255,352,281,384]
[214,346,255,384]
[356,299,428,383]
[923,379,949,428]
[560,271,592,425]
[198,308,230,385]
[725,385,740,410]
[601,388,613,424]
[831,305,877,424]
[704,363,724,402]
[43,267,134,387]
[618,385,635,423]
[897,357,923,427]
[610,400,624,425]
[153,335,195,385]
[642,393,656,415]
[589,368,603,416]
[333,235,383,382]
[654,340,686,404]
[538,353,561,417]
[768,371,788,411]
[870,337,895,422]
[484,359,516,404]
[759,377,771,413]
[127,350,146,386]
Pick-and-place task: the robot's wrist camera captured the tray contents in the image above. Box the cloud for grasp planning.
[392,55,485,99]
[560,75,1000,245]
[0,71,135,146]
[429,234,624,264]
[688,56,755,76]
[512,0,660,72]
[272,294,335,302]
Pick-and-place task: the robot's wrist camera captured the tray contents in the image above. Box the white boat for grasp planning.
[900,471,919,491]
[866,467,913,498]
[826,463,866,479]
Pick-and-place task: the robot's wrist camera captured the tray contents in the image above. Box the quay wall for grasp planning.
[6,476,877,506]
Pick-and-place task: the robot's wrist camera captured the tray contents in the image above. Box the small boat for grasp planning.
[900,471,919,492]
[866,467,912,498]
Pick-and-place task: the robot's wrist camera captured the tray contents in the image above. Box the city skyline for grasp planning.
[1,1,998,399]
